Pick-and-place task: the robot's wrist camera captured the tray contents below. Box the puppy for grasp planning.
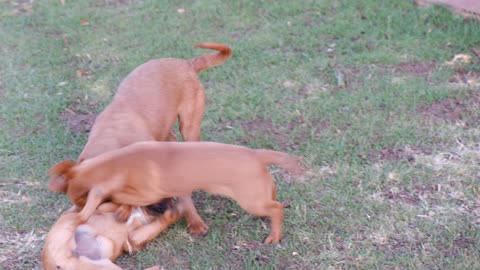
[42,200,181,270]
[48,141,304,244]
[76,42,232,234]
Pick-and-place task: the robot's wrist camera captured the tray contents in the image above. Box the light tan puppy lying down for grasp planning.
[48,141,304,244]
[42,201,181,270]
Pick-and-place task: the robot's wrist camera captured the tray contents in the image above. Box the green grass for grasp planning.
[1,0,480,269]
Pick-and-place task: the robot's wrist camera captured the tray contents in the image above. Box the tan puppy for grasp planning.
[42,200,182,270]
[77,42,232,234]
[48,141,304,244]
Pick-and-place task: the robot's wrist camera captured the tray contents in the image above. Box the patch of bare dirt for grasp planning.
[58,102,98,135]
[383,189,420,205]
[416,0,480,21]
[435,235,476,257]
[392,61,436,76]
[370,145,432,162]
[418,91,480,124]
[92,0,133,7]
[335,61,436,92]
[453,235,475,249]
[236,119,294,150]
[232,116,324,150]
[382,184,438,206]
[373,235,412,254]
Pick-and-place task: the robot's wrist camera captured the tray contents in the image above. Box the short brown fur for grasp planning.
[42,202,182,270]
[49,141,304,244]
[75,42,232,234]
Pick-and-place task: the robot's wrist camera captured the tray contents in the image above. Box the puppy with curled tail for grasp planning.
[77,42,232,235]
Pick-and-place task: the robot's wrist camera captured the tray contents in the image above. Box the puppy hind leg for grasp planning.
[263,201,284,244]
[178,195,208,236]
[237,199,284,244]
[178,91,205,142]
[177,96,208,235]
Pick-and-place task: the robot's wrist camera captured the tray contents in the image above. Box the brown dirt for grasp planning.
[382,184,438,205]
[418,91,480,124]
[383,189,420,205]
[370,146,432,162]
[416,0,480,20]
[58,101,98,135]
[339,61,436,92]
[92,0,133,7]
[232,116,325,150]
[392,61,436,76]
[235,119,294,150]
[435,235,476,257]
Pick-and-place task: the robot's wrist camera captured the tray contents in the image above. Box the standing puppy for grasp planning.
[48,141,305,244]
[76,43,232,235]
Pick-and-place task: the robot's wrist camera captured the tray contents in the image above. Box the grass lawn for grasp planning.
[1,0,480,269]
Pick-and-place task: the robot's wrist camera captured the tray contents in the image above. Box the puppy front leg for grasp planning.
[76,188,105,223]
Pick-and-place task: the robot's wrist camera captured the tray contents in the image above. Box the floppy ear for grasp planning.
[48,160,76,193]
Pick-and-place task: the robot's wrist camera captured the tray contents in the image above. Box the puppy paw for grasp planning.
[115,205,132,222]
[187,220,209,236]
[264,235,281,244]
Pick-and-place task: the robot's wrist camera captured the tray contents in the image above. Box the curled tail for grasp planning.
[256,149,305,176]
[189,42,232,73]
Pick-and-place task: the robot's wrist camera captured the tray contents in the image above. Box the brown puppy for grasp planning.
[48,141,304,244]
[77,42,232,234]
[42,201,182,270]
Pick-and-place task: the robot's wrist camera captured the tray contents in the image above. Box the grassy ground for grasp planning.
[1,0,480,269]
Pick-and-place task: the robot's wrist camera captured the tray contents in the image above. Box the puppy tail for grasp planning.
[189,42,232,73]
[256,150,305,176]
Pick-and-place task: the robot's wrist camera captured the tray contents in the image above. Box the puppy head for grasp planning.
[48,160,76,193]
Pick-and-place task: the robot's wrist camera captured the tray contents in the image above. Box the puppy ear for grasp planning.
[48,160,75,193]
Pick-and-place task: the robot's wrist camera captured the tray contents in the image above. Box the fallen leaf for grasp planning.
[76,70,87,77]
[445,54,472,66]
[283,80,295,88]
